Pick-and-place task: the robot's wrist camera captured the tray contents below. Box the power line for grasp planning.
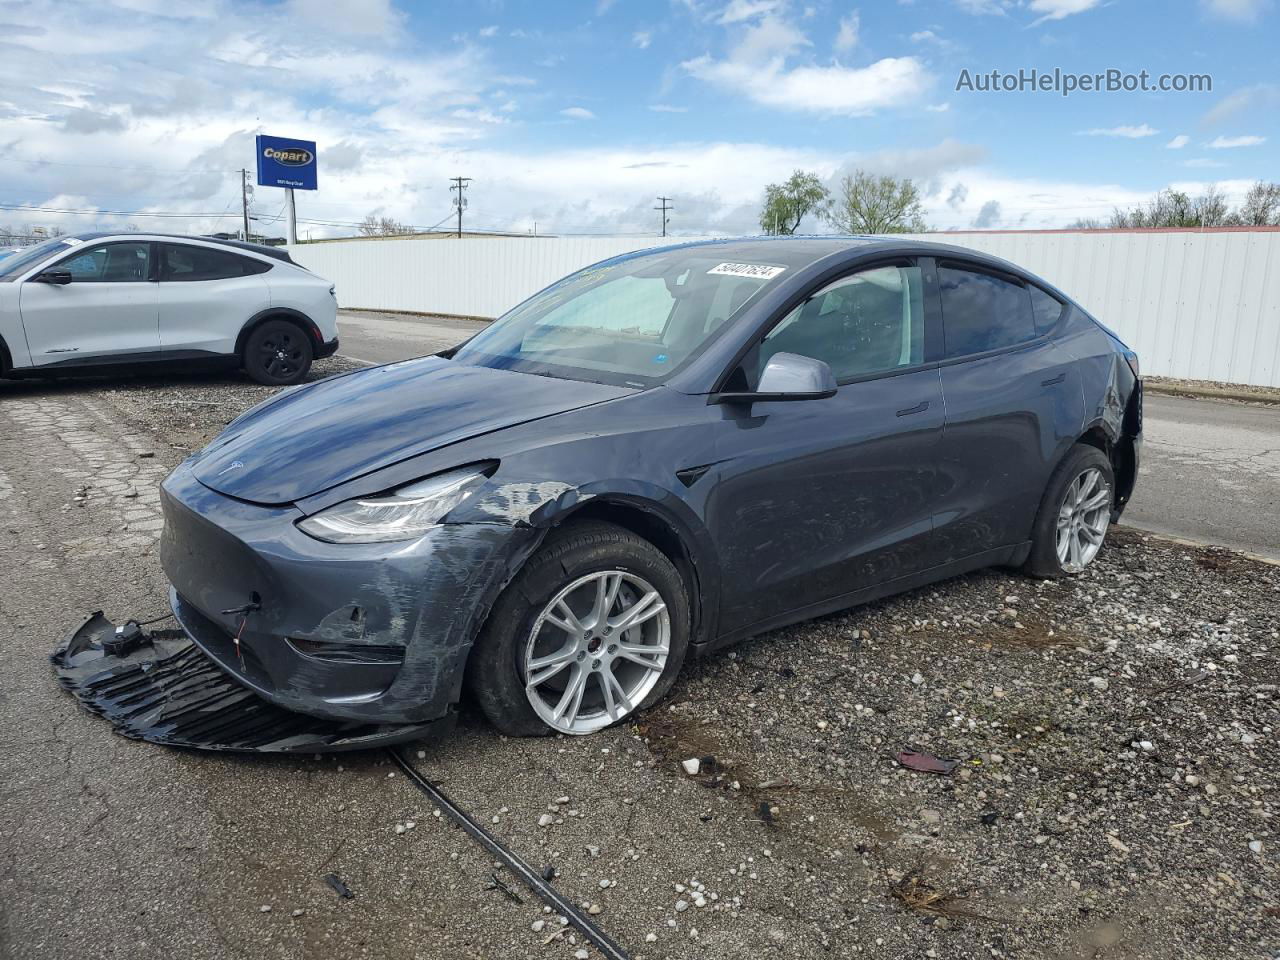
[654,196,672,237]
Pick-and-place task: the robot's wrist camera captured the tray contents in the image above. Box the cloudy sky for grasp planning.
[1,0,1276,238]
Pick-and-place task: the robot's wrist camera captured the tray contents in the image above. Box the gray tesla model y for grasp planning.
[158,237,1142,739]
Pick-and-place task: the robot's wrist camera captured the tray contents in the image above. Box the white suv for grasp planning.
[0,233,338,385]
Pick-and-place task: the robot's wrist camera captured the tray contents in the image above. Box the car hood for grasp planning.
[191,357,634,504]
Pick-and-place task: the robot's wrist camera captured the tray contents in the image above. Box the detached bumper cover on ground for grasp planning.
[51,612,451,752]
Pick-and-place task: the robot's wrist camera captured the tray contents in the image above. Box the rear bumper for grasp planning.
[159,459,539,724]
[316,336,339,359]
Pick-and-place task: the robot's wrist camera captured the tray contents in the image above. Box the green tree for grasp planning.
[759,170,829,235]
[825,171,929,234]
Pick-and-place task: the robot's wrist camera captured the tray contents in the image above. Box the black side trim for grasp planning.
[697,542,1027,655]
[316,336,339,359]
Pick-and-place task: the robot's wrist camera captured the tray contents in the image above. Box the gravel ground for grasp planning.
[1,364,1277,960]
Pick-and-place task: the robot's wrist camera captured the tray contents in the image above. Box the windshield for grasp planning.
[0,237,77,282]
[450,249,785,387]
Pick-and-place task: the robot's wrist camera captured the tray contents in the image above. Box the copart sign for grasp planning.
[256,134,318,191]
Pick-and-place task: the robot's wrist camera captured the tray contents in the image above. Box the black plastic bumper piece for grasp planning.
[51,612,453,753]
[316,336,340,359]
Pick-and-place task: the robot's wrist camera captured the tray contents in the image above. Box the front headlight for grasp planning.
[296,464,494,543]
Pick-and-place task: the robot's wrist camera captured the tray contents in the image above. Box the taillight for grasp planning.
[1124,351,1140,380]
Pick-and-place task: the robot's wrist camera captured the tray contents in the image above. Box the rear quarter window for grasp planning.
[1030,285,1066,335]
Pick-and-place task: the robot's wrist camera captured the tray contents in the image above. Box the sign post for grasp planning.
[255,135,317,245]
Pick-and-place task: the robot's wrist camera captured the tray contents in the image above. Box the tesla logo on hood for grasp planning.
[217,460,245,475]
[263,147,313,167]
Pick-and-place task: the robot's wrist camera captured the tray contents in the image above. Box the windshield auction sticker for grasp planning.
[707,262,786,280]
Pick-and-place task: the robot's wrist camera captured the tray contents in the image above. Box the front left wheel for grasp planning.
[466,521,691,737]
[243,319,313,386]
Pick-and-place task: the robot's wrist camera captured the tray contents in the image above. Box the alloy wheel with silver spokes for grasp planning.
[522,569,670,735]
[1056,466,1112,573]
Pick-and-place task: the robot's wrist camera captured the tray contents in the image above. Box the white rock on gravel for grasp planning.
[538,813,555,827]
[681,758,701,775]
[531,920,546,933]
[1249,840,1264,854]
[675,899,689,912]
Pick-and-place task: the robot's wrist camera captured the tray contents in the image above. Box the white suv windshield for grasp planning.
[0,237,77,281]
[451,250,784,387]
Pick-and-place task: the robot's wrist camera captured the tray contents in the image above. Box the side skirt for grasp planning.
[697,542,1030,656]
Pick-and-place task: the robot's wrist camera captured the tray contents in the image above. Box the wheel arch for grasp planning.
[234,308,324,360]
[545,495,715,648]
[1069,420,1136,514]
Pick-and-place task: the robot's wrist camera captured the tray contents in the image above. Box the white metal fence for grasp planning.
[290,229,1280,387]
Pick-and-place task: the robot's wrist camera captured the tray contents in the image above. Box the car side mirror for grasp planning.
[712,352,838,404]
[34,269,73,285]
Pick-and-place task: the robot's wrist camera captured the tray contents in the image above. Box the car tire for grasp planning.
[243,319,313,386]
[467,520,691,737]
[1024,443,1115,578]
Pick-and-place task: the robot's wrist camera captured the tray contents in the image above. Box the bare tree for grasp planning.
[1232,181,1280,226]
[358,213,414,237]
[825,171,929,234]
[758,170,829,235]
[1105,186,1235,229]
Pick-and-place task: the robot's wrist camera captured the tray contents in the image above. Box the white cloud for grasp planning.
[717,0,784,24]
[284,0,403,37]
[1079,124,1159,138]
[1028,0,1103,23]
[953,0,1013,14]
[925,102,951,112]
[633,30,652,48]
[1200,0,1270,20]
[649,104,690,112]
[560,107,597,120]
[835,11,860,51]
[911,29,939,41]
[1166,134,1190,149]
[1201,84,1280,126]
[451,108,509,124]
[683,14,930,115]
[1184,157,1228,168]
[479,24,499,37]
[1208,134,1266,148]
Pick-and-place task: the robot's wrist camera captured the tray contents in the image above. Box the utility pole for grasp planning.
[241,169,250,241]
[450,176,472,238]
[654,196,672,237]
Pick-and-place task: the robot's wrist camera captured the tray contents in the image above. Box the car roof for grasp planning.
[69,232,295,264]
[626,235,1054,290]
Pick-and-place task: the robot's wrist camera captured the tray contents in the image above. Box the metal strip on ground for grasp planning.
[388,748,631,960]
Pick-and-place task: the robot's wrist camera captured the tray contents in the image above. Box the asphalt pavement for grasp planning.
[336,309,1280,560]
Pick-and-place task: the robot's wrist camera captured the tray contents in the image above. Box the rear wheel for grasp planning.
[467,521,691,737]
[243,319,313,386]
[1024,444,1114,577]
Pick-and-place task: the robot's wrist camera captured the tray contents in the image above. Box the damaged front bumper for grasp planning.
[158,460,542,726]
[52,612,451,752]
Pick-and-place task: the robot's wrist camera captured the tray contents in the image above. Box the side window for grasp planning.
[754,264,925,383]
[163,244,263,282]
[1030,285,1065,335]
[61,242,151,282]
[938,265,1036,358]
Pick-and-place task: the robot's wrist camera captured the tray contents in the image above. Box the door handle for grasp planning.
[896,400,930,417]
[1041,372,1066,387]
